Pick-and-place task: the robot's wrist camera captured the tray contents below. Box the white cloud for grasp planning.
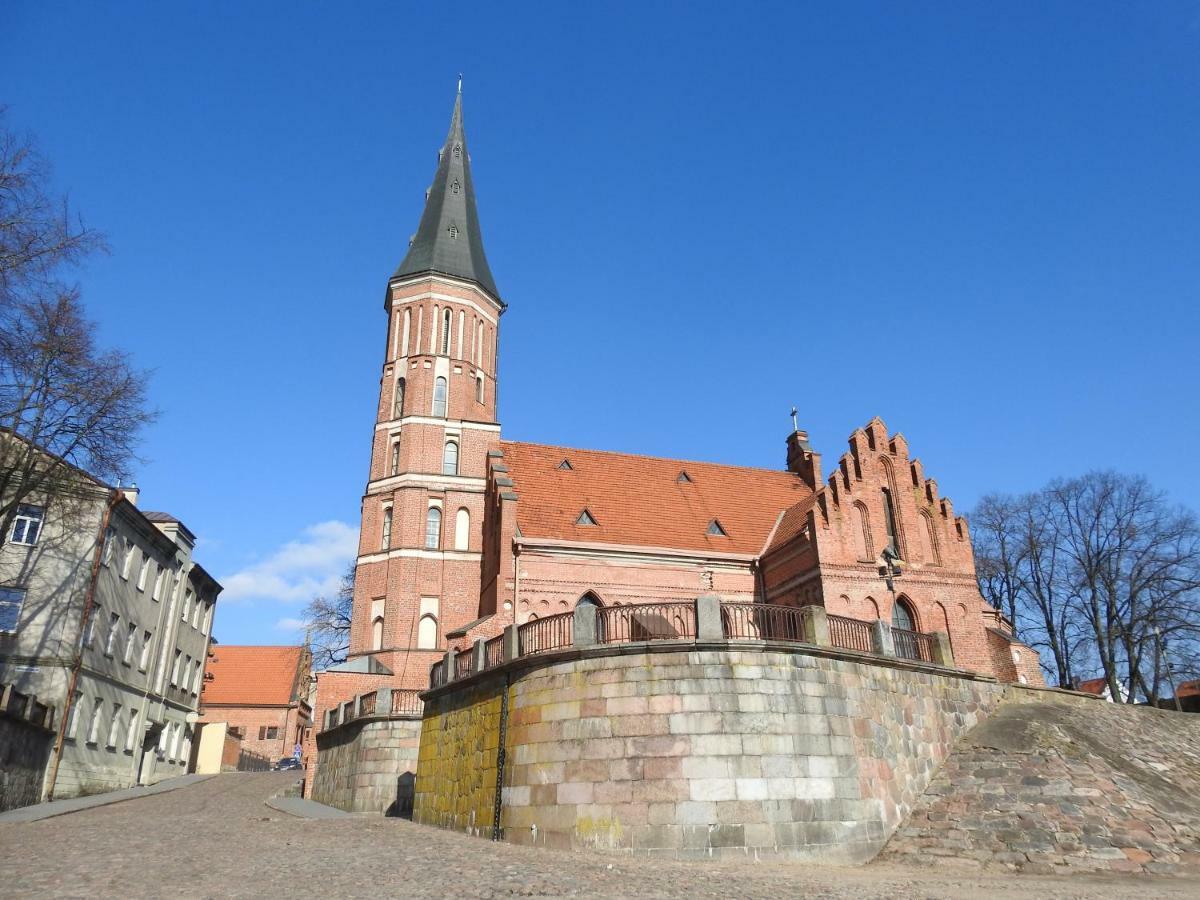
[220,520,357,604]
[275,617,309,633]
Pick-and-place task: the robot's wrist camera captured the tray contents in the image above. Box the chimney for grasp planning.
[123,482,140,507]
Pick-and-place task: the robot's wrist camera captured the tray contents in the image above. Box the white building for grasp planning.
[0,453,220,804]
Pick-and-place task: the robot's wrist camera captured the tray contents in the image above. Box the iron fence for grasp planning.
[598,601,696,644]
[391,689,424,716]
[721,602,807,642]
[517,611,573,655]
[430,660,445,688]
[454,651,474,680]
[484,634,504,669]
[828,613,874,653]
[358,691,377,716]
[892,627,936,663]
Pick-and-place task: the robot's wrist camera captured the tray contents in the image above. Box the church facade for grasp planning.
[310,89,1041,765]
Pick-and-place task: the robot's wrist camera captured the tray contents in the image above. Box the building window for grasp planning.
[440,308,452,355]
[139,630,152,670]
[81,607,97,648]
[258,725,280,741]
[125,709,139,753]
[9,504,44,545]
[372,616,384,651]
[123,622,137,665]
[881,488,902,558]
[451,179,460,194]
[892,596,917,631]
[393,377,405,418]
[425,507,442,549]
[475,377,484,404]
[171,649,181,685]
[182,590,193,622]
[454,508,470,551]
[381,507,392,551]
[107,703,122,749]
[707,519,727,537]
[193,660,203,694]
[417,614,438,649]
[448,223,459,240]
[120,539,135,579]
[152,565,165,601]
[102,526,116,566]
[136,554,150,591]
[433,376,447,417]
[390,439,401,476]
[87,699,104,744]
[64,692,82,740]
[105,612,120,656]
[0,587,26,632]
[442,441,459,476]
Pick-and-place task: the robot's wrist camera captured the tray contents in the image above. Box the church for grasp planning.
[310,88,1041,754]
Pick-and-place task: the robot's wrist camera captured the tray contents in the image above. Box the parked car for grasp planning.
[273,757,302,771]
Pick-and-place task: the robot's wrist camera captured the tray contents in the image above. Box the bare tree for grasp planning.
[0,111,153,544]
[302,564,354,669]
[973,472,1200,700]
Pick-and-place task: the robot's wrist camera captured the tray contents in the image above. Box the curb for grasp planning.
[0,774,215,824]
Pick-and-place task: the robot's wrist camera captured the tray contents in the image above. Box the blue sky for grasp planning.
[4,2,1198,646]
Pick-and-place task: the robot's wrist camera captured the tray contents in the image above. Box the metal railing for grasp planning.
[454,651,474,680]
[358,691,376,717]
[430,660,446,688]
[892,626,936,663]
[391,690,424,716]
[598,601,696,644]
[484,634,504,670]
[517,612,573,655]
[721,602,807,642]
[828,613,874,653]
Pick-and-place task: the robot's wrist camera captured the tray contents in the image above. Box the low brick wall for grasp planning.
[414,641,1006,862]
[313,716,422,815]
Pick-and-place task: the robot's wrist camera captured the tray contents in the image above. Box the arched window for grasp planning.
[425,507,442,549]
[454,508,470,550]
[442,441,459,476]
[475,377,484,404]
[372,617,384,651]
[440,309,452,355]
[892,596,917,631]
[381,507,392,551]
[393,378,405,418]
[401,308,411,356]
[390,439,401,476]
[433,377,447,417]
[417,615,438,649]
[881,488,901,558]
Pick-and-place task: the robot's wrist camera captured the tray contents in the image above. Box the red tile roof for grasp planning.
[1075,677,1109,695]
[1178,680,1200,698]
[501,441,812,556]
[202,645,307,707]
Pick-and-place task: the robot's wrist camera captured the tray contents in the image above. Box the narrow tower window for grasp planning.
[448,224,459,240]
[881,488,901,558]
[440,309,452,355]
[401,308,411,356]
[418,614,438,649]
[442,441,459,476]
[451,179,460,194]
[433,377,448,417]
[372,617,384,651]
[393,377,405,418]
[454,508,470,550]
[475,377,484,404]
[425,507,442,549]
[390,439,401,476]
[381,507,392,551]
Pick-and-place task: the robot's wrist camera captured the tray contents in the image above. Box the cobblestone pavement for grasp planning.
[0,774,1195,899]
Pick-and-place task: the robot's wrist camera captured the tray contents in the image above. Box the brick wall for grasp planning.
[200,705,293,762]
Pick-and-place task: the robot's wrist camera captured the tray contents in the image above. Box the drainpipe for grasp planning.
[46,489,122,800]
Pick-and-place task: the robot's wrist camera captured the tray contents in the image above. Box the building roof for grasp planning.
[500,441,812,557]
[141,511,179,523]
[393,85,500,300]
[1075,677,1109,695]
[201,645,308,707]
[766,498,818,553]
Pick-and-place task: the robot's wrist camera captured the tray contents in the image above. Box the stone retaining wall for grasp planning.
[312,716,422,815]
[414,641,1006,861]
[882,688,1200,876]
[0,713,53,812]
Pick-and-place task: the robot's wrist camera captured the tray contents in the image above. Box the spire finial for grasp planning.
[457,73,463,94]
[790,406,799,433]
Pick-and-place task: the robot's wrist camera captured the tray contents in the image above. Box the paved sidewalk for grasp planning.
[0,774,212,823]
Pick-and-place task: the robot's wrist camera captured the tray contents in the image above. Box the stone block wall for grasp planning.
[312,716,422,815]
[414,642,1006,861]
[0,714,53,812]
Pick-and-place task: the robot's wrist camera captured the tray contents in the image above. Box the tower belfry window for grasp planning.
[707,519,727,537]
[575,509,597,526]
[441,309,452,355]
[451,180,460,194]
[448,224,459,240]
[433,377,448,417]
[453,143,461,158]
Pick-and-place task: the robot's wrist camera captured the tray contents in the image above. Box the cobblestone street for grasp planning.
[0,774,1194,899]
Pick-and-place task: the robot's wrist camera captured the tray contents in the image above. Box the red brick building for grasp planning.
[312,86,1042,736]
[199,645,312,763]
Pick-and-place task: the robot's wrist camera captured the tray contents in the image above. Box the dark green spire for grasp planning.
[393,84,500,300]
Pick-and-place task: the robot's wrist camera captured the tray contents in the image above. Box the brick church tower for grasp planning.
[348,85,503,691]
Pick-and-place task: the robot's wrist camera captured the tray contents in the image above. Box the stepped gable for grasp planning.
[499,440,812,556]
